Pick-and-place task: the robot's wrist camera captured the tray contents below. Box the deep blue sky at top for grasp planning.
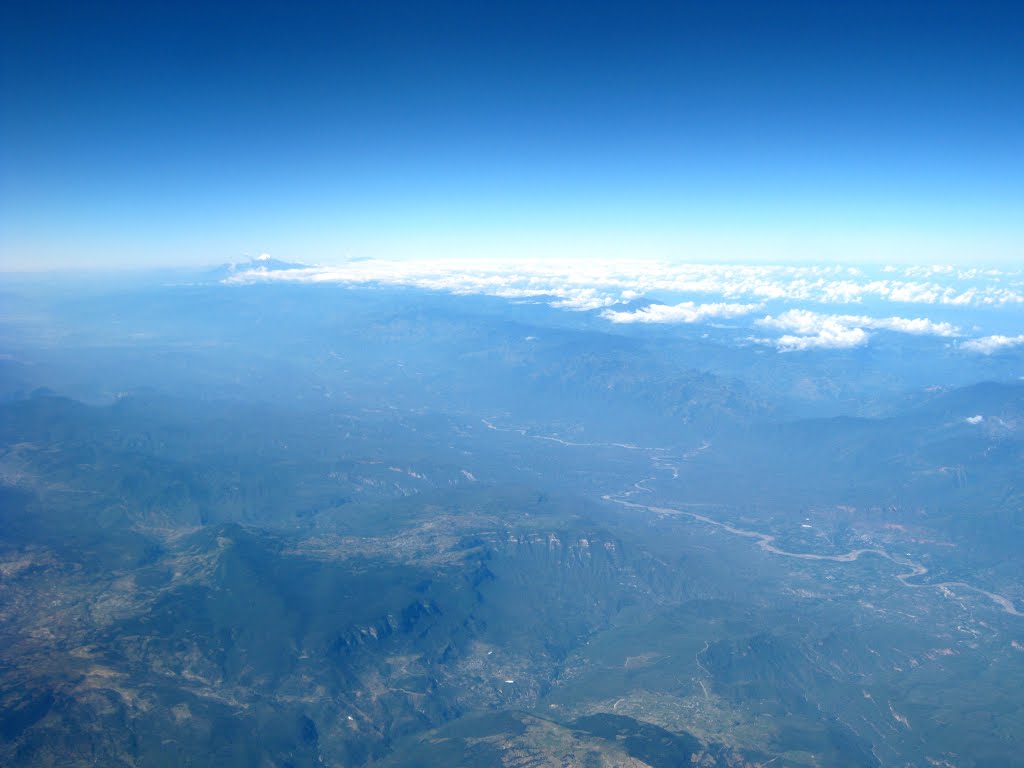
[2,0,1022,268]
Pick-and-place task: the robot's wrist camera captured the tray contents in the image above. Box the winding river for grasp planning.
[480,416,1023,617]
[605,495,1023,617]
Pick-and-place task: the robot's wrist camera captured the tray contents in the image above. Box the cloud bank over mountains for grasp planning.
[960,335,1024,355]
[602,301,763,325]
[225,258,1023,353]
[752,309,962,351]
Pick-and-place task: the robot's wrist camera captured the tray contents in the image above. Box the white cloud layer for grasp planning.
[774,326,871,351]
[226,257,1024,309]
[602,301,762,324]
[754,309,960,351]
[758,309,959,337]
[959,335,1024,355]
[225,257,1021,352]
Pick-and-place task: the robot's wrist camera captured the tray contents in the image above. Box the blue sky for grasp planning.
[2,0,1022,269]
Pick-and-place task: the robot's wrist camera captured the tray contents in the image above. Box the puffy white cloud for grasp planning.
[550,289,618,311]
[756,311,871,351]
[885,281,943,304]
[873,316,960,336]
[757,309,959,337]
[965,415,984,425]
[754,309,960,352]
[775,326,871,352]
[959,334,1024,355]
[601,301,762,324]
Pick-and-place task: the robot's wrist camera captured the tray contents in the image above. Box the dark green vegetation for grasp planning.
[1,277,1023,766]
